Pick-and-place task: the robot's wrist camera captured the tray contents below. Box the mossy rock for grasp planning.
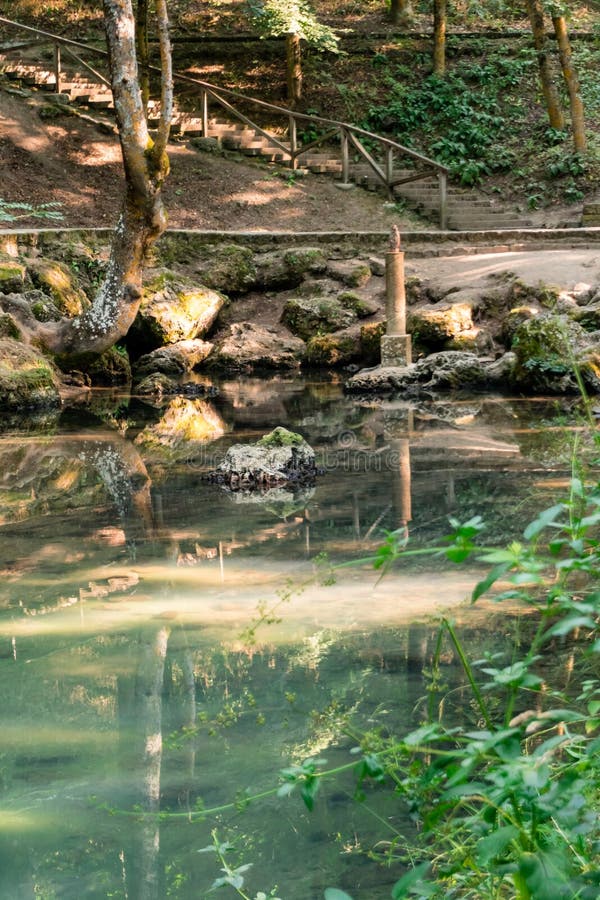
[326,260,372,288]
[445,327,493,353]
[281,296,357,340]
[407,303,473,350]
[511,314,592,393]
[574,302,600,332]
[0,257,26,294]
[253,247,327,290]
[258,426,305,448]
[27,258,90,317]
[337,291,379,318]
[306,330,361,367]
[507,278,561,310]
[85,346,132,386]
[132,270,226,350]
[0,339,60,410]
[196,244,257,294]
[360,321,386,365]
[501,306,539,345]
[0,313,23,341]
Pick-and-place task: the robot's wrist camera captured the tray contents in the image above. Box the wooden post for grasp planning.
[200,89,208,136]
[438,170,448,230]
[381,225,412,367]
[53,42,62,94]
[289,115,298,169]
[341,129,350,184]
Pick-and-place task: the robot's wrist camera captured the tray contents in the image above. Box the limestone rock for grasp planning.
[134,339,213,380]
[195,244,256,294]
[326,259,372,287]
[511,313,596,393]
[254,247,327,289]
[281,296,357,340]
[337,291,380,318]
[209,323,305,372]
[346,351,499,395]
[132,270,226,349]
[85,346,132,386]
[360,321,386,365]
[27,258,90,316]
[216,427,316,486]
[0,257,26,294]
[0,338,61,409]
[0,312,23,340]
[306,327,362,367]
[407,303,473,349]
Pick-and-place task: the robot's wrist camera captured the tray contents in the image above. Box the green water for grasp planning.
[0,379,585,899]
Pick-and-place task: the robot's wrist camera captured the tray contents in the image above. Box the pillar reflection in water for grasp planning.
[383,408,413,538]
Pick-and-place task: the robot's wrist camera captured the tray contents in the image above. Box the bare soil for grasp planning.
[0,85,425,233]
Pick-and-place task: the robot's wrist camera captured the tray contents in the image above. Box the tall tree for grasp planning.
[433,0,447,76]
[4,0,173,362]
[390,0,413,26]
[525,0,565,130]
[551,12,586,151]
[247,0,338,105]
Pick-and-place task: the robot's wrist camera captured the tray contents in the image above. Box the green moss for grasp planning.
[0,313,22,340]
[360,321,386,364]
[257,426,305,447]
[0,259,26,293]
[306,333,358,366]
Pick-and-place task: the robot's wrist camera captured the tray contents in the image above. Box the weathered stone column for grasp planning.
[381,225,412,367]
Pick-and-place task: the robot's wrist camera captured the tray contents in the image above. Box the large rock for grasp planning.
[27,258,90,316]
[131,270,226,350]
[215,427,316,487]
[254,247,327,289]
[346,351,503,395]
[306,327,362,367]
[195,244,257,294]
[281,296,357,340]
[85,346,132,386]
[511,314,597,393]
[407,302,474,349]
[133,339,213,380]
[0,256,26,294]
[326,259,372,287]
[209,323,305,372]
[0,339,61,410]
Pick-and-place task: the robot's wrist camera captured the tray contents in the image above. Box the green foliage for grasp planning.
[246,0,339,51]
[0,198,62,222]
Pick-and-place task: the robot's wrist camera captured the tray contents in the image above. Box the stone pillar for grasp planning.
[381,225,412,367]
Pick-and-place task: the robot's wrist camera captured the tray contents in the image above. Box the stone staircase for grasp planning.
[0,49,538,231]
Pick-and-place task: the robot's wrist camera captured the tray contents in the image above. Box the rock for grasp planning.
[133,339,213,380]
[134,397,226,459]
[445,326,494,353]
[85,346,132,386]
[360,321,386,365]
[306,327,362,367]
[337,291,380,318]
[346,351,499,395]
[135,373,179,397]
[511,313,595,393]
[0,312,23,340]
[209,323,305,372]
[326,259,372,288]
[574,302,600,332]
[190,136,221,153]
[407,302,474,349]
[281,296,357,340]
[215,426,316,488]
[27,258,89,316]
[368,256,385,277]
[0,257,26,294]
[254,247,327,290]
[0,339,61,409]
[132,270,226,349]
[27,290,63,322]
[501,306,539,344]
[195,244,256,294]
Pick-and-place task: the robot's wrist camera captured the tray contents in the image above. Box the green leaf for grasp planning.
[391,862,431,898]
[524,503,565,540]
[324,890,354,900]
[472,562,512,602]
[476,824,520,864]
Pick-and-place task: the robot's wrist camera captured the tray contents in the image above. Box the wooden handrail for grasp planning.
[0,14,450,227]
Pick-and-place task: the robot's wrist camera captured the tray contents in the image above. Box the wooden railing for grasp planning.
[0,15,450,228]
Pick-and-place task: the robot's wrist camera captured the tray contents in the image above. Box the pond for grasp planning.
[0,377,587,899]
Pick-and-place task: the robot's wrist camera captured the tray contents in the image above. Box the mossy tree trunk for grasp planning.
[552,14,586,152]
[30,0,173,361]
[390,0,412,25]
[286,31,302,103]
[433,0,446,76]
[526,0,565,130]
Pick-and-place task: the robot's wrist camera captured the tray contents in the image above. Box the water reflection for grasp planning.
[0,379,588,898]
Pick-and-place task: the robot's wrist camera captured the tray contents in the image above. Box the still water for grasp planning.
[0,378,585,899]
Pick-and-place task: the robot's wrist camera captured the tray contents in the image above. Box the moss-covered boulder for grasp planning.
[360,321,386,365]
[85,346,132,386]
[407,303,474,349]
[215,426,316,487]
[131,271,226,350]
[511,314,596,393]
[195,244,257,294]
[445,326,494,353]
[501,306,539,345]
[0,339,61,410]
[337,291,380,318]
[281,296,357,340]
[306,328,361,367]
[254,247,327,289]
[209,323,305,372]
[27,258,90,316]
[0,312,23,341]
[0,257,26,294]
[574,302,600,332]
[326,259,372,288]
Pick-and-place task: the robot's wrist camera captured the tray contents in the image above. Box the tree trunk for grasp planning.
[136,0,150,115]
[526,0,565,131]
[286,31,302,104]
[433,0,446,77]
[390,0,412,25]
[552,15,586,152]
[16,0,173,362]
